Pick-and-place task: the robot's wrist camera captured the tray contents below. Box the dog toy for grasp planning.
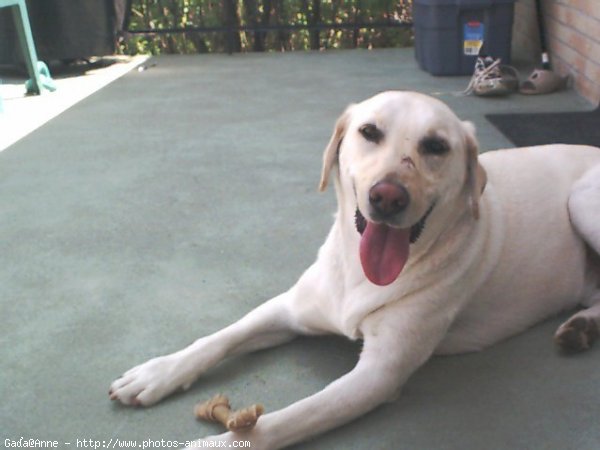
[194,394,264,431]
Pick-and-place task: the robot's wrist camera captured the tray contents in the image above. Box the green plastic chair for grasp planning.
[0,0,56,111]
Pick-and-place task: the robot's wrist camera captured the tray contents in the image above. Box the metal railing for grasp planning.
[122,0,413,54]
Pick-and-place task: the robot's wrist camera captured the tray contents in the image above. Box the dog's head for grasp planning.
[319,91,487,286]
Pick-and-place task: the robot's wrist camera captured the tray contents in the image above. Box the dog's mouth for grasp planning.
[354,203,435,286]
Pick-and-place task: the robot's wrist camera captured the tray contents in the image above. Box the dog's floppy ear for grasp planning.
[463,121,487,220]
[318,106,353,192]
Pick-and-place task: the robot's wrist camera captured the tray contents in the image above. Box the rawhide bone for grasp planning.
[194,394,264,432]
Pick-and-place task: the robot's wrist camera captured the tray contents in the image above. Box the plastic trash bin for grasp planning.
[414,0,516,76]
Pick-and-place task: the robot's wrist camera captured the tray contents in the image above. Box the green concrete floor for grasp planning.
[1,49,598,450]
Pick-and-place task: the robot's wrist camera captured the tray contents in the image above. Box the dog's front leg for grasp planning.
[184,306,449,450]
[109,290,305,406]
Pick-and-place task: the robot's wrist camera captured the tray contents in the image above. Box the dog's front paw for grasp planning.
[109,354,193,406]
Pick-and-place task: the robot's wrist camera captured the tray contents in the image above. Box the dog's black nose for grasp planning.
[369,181,409,218]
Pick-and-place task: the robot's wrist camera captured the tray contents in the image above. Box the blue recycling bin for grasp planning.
[414,0,516,76]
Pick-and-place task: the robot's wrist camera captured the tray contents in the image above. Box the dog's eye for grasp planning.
[420,137,449,156]
[358,124,384,144]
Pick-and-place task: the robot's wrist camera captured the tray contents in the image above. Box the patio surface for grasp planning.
[0,55,149,152]
[1,48,599,450]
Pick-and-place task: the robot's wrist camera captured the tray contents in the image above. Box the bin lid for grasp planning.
[414,0,515,5]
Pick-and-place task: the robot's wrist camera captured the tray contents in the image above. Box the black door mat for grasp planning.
[486,106,600,147]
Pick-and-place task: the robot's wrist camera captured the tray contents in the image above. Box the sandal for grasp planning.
[520,69,568,95]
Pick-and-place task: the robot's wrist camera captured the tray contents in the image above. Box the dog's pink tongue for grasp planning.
[359,222,410,286]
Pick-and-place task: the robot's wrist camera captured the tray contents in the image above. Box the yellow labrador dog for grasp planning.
[110,91,600,449]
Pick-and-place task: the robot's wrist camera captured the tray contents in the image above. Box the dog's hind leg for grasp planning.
[556,164,600,353]
[568,163,600,255]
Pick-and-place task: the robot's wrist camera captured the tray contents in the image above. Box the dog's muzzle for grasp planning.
[355,202,436,285]
[355,202,436,244]
[368,181,410,220]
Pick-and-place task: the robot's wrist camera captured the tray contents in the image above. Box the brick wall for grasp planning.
[512,0,600,105]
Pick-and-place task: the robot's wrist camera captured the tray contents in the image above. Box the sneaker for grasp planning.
[463,56,519,97]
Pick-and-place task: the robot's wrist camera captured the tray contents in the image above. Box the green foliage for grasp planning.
[120,0,413,54]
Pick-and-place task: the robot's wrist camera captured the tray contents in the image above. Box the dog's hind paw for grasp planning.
[554,316,599,353]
